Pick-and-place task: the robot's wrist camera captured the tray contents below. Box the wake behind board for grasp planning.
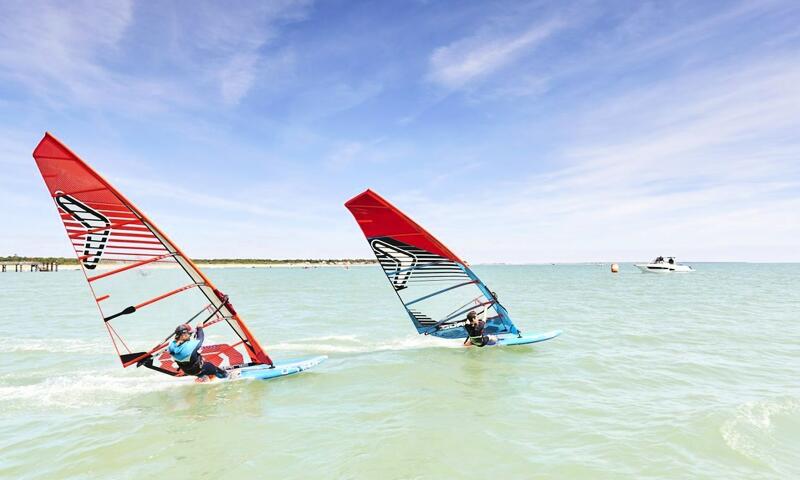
[345,189,561,349]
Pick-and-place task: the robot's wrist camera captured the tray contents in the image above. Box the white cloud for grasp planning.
[324,137,407,169]
[288,79,384,122]
[403,56,800,262]
[0,0,312,111]
[427,18,565,90]
[219,53,260,105]
[186,1,312,105]
[3,1,798,262]
[326,141,366,169]
[0,1,136,107]
[561,58,800,184]
[113,176,311,220]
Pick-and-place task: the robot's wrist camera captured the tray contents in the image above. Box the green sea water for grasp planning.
[1,264,798,479]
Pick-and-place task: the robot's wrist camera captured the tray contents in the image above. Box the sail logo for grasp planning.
[55,192,110,270]
[438,320,467,330]
[370,238,417,290]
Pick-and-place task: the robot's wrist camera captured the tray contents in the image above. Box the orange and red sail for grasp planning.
[344,189,466,265]
[33,132,271,375]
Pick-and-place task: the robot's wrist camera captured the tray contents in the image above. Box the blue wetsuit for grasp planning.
[168,331,202,363]
[168,327,227,378]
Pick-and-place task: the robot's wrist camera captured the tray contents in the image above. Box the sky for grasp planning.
[0,0,798,263]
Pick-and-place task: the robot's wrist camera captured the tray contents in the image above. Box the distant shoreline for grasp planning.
[55,262,373,271]
[2,257,795,269]
[0,256,376,270]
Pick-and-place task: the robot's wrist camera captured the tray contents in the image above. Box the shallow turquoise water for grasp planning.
[1,264,798,479]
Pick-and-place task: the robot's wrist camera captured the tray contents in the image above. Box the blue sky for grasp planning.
[1,0,798,262]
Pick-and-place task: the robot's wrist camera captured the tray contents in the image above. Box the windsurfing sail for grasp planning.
[32,132,272,376]
[344,189,520,340]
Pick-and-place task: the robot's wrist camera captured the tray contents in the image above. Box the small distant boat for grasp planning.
[635,256,694,273]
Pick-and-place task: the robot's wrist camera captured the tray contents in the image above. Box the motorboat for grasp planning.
[634,256,694,273]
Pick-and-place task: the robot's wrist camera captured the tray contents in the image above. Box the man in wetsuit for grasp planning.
[168,324,228,380]
[464,311,498,347]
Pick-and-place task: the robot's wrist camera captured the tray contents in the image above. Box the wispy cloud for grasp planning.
[417,56,800,262]
[0,1,137,107]
[322,136,413,170]
[326,141,366,169]
[3,1,799,261]
[185,1,312,106]
[561,58,800,184]
[219,53,260,105]
[114,175,324,221]
[427,18,566,90]
[0,1,312,111]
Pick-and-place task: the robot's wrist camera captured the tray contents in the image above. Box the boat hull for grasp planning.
[635,264,694,273]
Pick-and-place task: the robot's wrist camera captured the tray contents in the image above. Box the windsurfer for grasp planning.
[464,311,497,347]
[168,324,228,380]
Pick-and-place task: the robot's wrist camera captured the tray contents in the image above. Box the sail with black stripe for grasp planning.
[32,132,272,376]
[344,189,519,339]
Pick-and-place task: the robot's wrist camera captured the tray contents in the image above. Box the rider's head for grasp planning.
[174,323,193,340]
[467,311,477,322]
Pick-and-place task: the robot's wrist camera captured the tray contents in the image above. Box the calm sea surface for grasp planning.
[1,264,798,479]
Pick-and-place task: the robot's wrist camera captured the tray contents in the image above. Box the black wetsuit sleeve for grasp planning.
[189,327,204,364]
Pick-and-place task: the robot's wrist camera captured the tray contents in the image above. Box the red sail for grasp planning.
[344,189,465,264]
[32,132,271,372]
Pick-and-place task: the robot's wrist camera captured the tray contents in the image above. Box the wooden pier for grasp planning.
[0,261,59,272]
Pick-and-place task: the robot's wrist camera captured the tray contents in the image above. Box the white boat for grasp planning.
[634,256,694,273]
